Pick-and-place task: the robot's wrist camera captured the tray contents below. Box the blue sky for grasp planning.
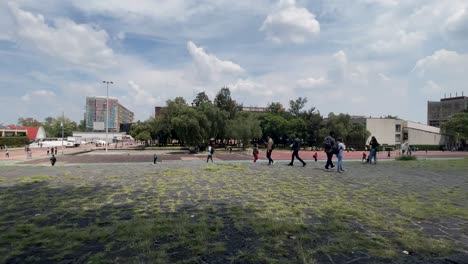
[1,0,467,125]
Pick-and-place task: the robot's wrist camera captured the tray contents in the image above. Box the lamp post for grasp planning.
[61,111,64,155]
[103,81,113,153]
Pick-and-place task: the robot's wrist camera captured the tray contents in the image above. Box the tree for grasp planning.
[171,107,209,147]
[135,131,151,142]
[288,97,308,116]
[442,112,468,144]
[319,113,370,149]
[260,114,290,144]
[227,113,262,149]
[192,91,211,106]
[267,102,284,114]
[17,117,42,127]
[42,116,78,138]
[214,87,233,112]
[197,103,229,140]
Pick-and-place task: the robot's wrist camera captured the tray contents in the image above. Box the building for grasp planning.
[155,106,164,117]
[6,126,46,141]
[360,117,448,148]
[427,95,467,127]
[1,128,28,138]
[72,131,131,143]
[85,96,134,132]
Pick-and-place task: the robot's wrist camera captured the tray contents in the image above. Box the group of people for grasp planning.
[47,147,58,155]
[247,132,380,172]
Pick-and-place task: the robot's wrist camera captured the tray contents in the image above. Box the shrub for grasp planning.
[0,137,31,148]
[396,155,417,161]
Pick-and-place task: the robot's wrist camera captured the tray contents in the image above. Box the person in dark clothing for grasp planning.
[153,154,158,164]
[288,136,306,167]
[368,136,380,164]
[50,155,56,166]
[323,132,336,171]
[54,147,58,155]
[47,148,50,155]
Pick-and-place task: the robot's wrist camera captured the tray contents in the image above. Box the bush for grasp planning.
[396,155,418,161]
[0,137,31,148]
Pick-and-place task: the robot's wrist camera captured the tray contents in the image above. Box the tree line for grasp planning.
[130,87,371,150]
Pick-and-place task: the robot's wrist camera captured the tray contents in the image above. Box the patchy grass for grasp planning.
[0,160,466,263]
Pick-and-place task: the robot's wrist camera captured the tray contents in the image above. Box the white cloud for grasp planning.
[187,41,244,81]
[413,49,467,77]
[296,77,327,88]
[370,30,426,54]
[445,7,468,38]
[229,78,272,96]
[379,73,391,81]
[421,80,443,95]
[127,80,157,106]
[21,89,56,102]
[260,0,320,44]
[8,3,115,68]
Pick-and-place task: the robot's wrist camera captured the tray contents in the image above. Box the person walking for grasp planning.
[47,147,50,156]
[50,154,57,166]
[5,149,9,158]
[288,136,306,167]
[153,154,158,164]
[323,132,337,171]
[362,152,367,163]
[54,147,58,155]
[313,152,318,162]
[368,136,380,164]
[207,144,214,163]
[266,136,275,165]
[337,138,346,172]
[252,143,259,162]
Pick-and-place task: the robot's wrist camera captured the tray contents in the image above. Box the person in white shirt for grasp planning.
[337,138,346,172]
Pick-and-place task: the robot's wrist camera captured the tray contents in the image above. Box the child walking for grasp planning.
[313,152,318,162]
[337,138,345,172]
[252,143,259,162]
[362,152,367,163]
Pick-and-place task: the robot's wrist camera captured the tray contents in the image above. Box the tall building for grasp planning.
[85,96,134,132]
[427,95,467,127]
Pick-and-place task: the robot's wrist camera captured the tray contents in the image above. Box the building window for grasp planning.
[395,124,401,132]
[395,134,401,142]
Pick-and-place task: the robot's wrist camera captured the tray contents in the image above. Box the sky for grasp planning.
[1,0,467,125]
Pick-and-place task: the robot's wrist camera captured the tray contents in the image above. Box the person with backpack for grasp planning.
[368,136,380,164]
[323,132,337,171]
[207,144,214,163]
[50,154,57,166]
[266,136,275,165]
[288,136,306,167]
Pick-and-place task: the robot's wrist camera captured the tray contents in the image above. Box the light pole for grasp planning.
[103,81,113,153]
[61,111,64,155]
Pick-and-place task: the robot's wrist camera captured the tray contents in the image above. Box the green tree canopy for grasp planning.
[192,91,211,106]
[17,117,42,127]
[442,112,468,141]
[227,113,262,148]
[288,97,308,116]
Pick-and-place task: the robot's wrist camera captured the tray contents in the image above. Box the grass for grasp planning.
[0,160,467,263]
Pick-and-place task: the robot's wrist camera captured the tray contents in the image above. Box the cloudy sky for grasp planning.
[1,0,467,125]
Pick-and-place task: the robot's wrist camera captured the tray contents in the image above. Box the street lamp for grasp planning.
[103,81,113,153]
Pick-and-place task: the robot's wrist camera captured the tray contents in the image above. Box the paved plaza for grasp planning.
[0,155,467,263]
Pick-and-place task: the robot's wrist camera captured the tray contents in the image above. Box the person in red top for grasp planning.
[362,152,367,163]
[313,152,318,162]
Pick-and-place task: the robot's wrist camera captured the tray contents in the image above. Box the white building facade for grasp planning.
[363,118,448,148]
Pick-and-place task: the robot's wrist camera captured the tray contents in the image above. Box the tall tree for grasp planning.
[442,112,468,143]
[288,97,308,116]
[17,117,42,127]
[42,116,78,138]
[214,87,233,112]
[267,102,284,114]
[192,91,211,106]
[227,113,262,149]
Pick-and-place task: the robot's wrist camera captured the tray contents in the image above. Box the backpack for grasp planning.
[323,137,333,151]
[210,147,214,154]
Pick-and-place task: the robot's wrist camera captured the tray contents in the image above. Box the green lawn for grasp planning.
[0,159,467,263]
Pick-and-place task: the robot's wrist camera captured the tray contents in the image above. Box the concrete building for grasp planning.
[0,128,28,138]
[85,96,134,132]
[354,117,448,148]
[427,95,468,127]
